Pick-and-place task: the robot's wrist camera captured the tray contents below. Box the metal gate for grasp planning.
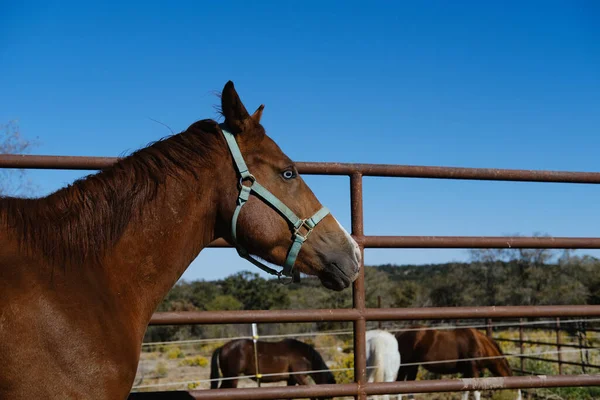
[3,154,600,399]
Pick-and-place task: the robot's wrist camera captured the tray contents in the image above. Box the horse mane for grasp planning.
[0,119,224,268]
[474,330,514,376]
[286,339,336,384]
[487,336,505,355]
[472,330,504,356]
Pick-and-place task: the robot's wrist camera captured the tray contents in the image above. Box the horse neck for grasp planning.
[103,167,220,327]
[306,347,334,384]
[480,336,512,377]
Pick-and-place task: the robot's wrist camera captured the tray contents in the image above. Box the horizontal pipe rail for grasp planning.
[150,309,360,325]
[130,383,358,400]
[149,305,600,325]
[130,374,600,399]
[360,235,600,249]
[209,236,600,249]
[3,154,600,183]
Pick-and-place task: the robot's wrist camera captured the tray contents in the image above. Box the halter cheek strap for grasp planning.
[220,124,330,283]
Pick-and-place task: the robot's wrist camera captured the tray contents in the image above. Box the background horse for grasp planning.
[210,338,336,399]
[366,329,401,400]
[395,327,522,400]
[0,81,360,399]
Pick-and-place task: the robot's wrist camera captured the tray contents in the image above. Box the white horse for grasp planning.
[366,329,401,400]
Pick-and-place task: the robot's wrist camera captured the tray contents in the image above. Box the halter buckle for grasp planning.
[277,269,300,285]
[294,219,314,241]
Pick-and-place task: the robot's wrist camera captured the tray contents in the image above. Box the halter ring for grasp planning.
[238,174,256,189]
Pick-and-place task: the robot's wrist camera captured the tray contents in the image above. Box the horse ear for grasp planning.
[221,81,251,133]
[251,104,264,124]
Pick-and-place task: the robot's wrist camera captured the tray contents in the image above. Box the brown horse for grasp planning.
[395,328,522,400]
[210,338,336,399]
[0,81,361,399]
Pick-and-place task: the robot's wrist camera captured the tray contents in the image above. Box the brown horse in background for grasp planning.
[210,338,336,399]
[0,81,360,399]
[395,327,522,400]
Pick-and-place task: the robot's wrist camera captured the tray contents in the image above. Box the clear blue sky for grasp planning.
[2,1,599,281]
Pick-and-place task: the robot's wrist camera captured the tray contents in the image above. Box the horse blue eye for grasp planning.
[282,170,295,179]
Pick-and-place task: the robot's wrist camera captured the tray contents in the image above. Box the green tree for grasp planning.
[206,295,243,311]
[220,271,290,310]
[391,281,422,308]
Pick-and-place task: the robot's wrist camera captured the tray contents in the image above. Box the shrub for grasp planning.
[179,356,209,367]
[155,362,168,378]
[332,352,354,384]
[167,346,185,359]
[199,341,224,355]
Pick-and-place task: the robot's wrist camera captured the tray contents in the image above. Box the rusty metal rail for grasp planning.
[209,236,600,249]
[129,374,600,399]
[5,153,600,399]
[4,154,600,183]
[150,305,600,325]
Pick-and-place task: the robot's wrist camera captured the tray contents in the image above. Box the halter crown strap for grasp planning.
[220,124,330,282]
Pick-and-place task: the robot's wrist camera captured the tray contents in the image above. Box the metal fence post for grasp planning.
[486,318,493,338]
[555,317,563,375]
[519,318,524,373]
[578,320,589,374]
[351,172,366,400]
[251,323,261,387]
[378,296,382,330]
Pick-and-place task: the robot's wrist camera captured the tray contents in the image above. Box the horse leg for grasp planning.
[293,373,312,386]
[462,362,480,400]
[218,377,238,389]
[404,366,418,400]
[516,389,522,400]
[287,376,297,386]
[292,373,320,400]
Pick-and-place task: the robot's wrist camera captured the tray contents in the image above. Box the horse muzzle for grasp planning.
[318,250,360,291]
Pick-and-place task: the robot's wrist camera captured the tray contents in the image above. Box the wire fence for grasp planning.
[140,317,600,348]
[132,316,600,398]
[133,347,600,390]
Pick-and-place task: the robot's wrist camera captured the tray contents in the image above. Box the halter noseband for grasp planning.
[220,124,330,284]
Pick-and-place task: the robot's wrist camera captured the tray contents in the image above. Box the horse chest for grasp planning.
[1,291,139,399]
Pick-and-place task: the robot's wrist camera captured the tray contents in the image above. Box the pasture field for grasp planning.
[132,329,600,400]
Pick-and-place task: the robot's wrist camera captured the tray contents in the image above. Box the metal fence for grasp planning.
[489,317,600,375]
[3,154,600,399]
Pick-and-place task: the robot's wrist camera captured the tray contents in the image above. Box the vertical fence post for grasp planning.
[351,172,366,400]
[555,317,563,375]
[583,320,590,369]
[578,320,589,374]
[486,318,493,338]
[378,296,382,330]
[251,323,261,387]
[519,318,524,374]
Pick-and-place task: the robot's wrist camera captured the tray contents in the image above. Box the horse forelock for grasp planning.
[0,119,224,269]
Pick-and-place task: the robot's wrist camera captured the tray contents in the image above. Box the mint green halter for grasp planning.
[220,125,330,283]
